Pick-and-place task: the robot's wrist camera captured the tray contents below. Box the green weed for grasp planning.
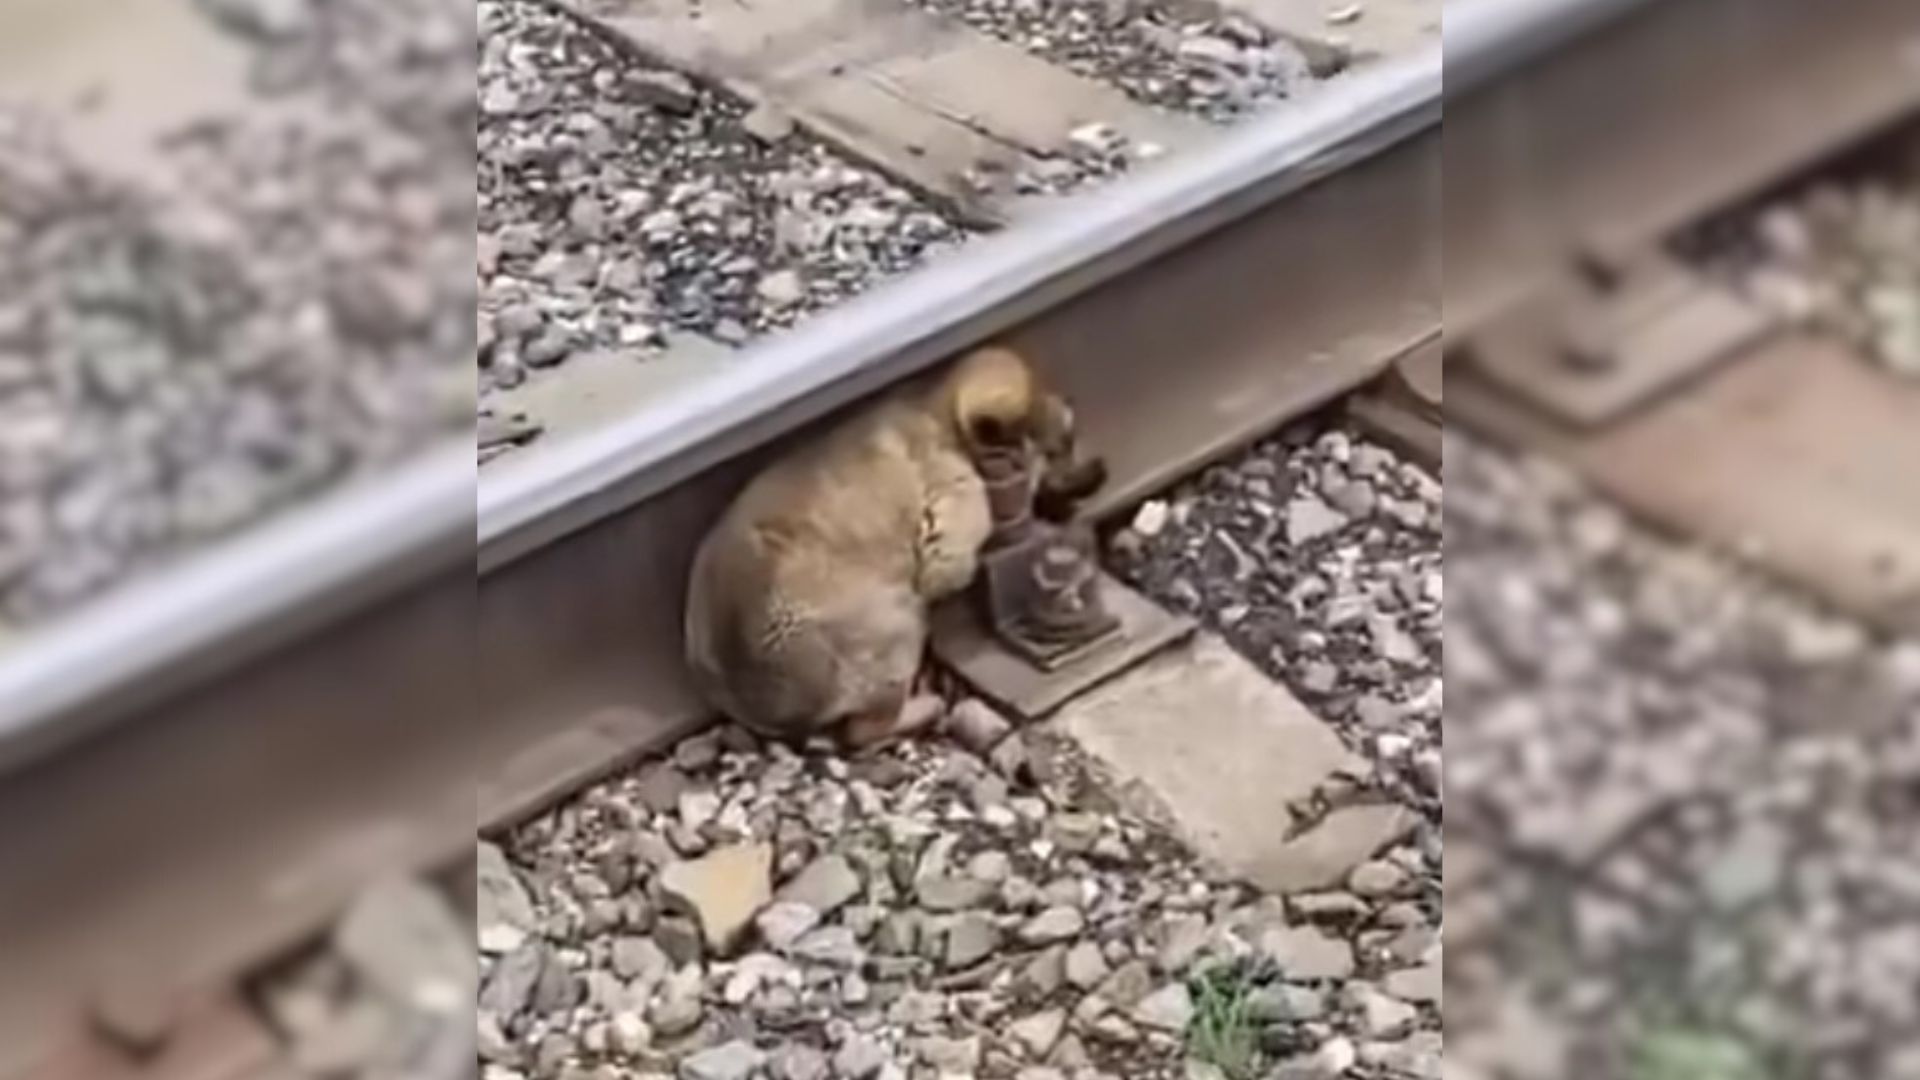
[1185,963,1266,1080]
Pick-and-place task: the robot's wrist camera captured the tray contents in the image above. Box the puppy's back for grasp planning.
[683,400,940,732]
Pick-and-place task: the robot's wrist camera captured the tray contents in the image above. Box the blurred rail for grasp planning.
[1446,0,1920,631]
[1445,0,1920,330]
[0,2,478,1076]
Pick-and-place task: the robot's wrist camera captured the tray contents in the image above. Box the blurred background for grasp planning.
[0,1,474,1077]
[1443,1,1920,1078]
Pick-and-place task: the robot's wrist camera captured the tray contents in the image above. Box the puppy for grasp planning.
[683,345,1097,749]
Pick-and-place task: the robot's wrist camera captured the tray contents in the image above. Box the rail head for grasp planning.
[476,48,1445,575]
[1443,0,1664,97]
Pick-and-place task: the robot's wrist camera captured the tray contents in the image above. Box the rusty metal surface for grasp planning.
[930,576,1196,720]
[475,465,747,830]
[1012,124,1440,522]
[1442,0,1659,96]
[1455,335,1920,633]
[979,527,1123,670]
[968,452,1125,666]
[0,448,472,779]
[1445,0,1920,335]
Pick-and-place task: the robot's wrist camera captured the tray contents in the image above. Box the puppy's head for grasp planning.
[947,346,1106,520]
[947,345,1037,457]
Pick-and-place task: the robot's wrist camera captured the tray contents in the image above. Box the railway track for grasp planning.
[474,0,1440,461]
[1,0,1915,1077]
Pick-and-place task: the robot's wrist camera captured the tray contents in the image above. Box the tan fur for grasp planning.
[683,346,1077,744]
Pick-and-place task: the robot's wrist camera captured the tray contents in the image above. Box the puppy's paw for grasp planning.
[1035,455,1108,522]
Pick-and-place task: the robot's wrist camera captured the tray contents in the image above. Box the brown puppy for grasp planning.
[683,346,1092,749]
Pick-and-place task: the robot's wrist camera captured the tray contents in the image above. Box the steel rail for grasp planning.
[476,49,1444,572]
[471,41,1446,839]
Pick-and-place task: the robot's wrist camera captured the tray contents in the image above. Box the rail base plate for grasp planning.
[930,573,1193,721]
[1469,250,1775,429]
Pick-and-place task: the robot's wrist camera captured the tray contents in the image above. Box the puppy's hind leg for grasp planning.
[840,682,944,754]
[841,685,910,754]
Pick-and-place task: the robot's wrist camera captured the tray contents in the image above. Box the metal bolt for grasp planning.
[1027,542,1101,638]
[981,527,1122,661]
[1032,544,1086,599]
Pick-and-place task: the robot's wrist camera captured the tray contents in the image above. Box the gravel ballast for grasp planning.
[476,420,1444,1080]
[900,0,1330,123]
[0,0,472,626]
[1702,132,1920,378]
[1106,424,1443,825]
[480,718,1440,1080]
[1446,429,1920,1079]
[477,0,966,452]
[257,873,477,1079]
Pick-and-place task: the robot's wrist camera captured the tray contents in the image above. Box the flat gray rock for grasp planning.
[681,1040,766,1080]
[1056,635,1362,894]
[778,854,863,916]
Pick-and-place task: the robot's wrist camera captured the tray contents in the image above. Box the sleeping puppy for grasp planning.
[683,345,1100,749]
